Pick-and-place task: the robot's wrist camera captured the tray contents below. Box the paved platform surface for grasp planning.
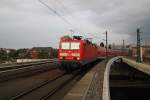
[63,57,150,100]
[63,60,107,100]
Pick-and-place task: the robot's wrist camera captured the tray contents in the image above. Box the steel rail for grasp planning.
[40,70,81,100]
[0,59,54,71]
[9,69,82,100]
[9,71,65,100]
[0,61,56,82]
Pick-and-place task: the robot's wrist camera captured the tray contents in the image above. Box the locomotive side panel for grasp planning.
[80,42,98,65]
[58,36,129,72]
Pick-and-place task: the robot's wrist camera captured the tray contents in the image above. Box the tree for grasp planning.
[51,48,58,58]
[0,50,7,61]
[8,50,17,60]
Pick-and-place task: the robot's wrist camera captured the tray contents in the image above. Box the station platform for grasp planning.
[63,60,108,100]
[122,57,150,75]
[63,57,150,100]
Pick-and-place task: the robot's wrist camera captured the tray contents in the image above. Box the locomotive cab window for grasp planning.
[71,42,80,50]
[61,42,70,49]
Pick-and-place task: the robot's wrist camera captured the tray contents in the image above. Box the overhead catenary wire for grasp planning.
[38,0,79,32]
[38,0,107,39]
[54,0,81,33]
[56,0,75,18]
[87,33,106,41]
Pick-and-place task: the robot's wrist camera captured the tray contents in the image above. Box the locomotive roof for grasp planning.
[61,39,97,47]
[61,39,83,42]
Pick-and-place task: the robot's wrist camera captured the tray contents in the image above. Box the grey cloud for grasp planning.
[77,0,150,43]
[0,0,150,49]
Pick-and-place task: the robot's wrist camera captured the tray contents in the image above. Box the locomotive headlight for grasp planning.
[59,57,63,59]
[59,53,68,56]
[77,57,80,60]
[72,53,80,56]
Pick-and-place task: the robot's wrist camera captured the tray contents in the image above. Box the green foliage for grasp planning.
[39,50,50,59]
[0,49,19,63]
[0,50,7,60]
[51,48,58,58]
[8,50,18,59]
[0,47,58,62]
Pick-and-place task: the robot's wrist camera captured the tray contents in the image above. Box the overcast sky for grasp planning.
[0,0,150,49]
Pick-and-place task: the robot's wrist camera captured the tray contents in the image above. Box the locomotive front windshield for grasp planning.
[61,42,80,50]
[61,42,70,49]
[70,42,80,50]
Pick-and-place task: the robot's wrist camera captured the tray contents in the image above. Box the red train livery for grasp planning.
[97,48,128,58]
[58,36,128,71]
[58,36,98,71]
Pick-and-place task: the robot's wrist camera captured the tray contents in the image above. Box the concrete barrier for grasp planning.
[102,57,121,100]
[16,59,49,63]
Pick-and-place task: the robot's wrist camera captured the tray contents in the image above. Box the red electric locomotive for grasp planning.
[58,35,129,72]
[58,36,98,71]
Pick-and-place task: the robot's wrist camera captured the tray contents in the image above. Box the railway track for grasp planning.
[9,70,65,100]
[0,59,57,82]
[0,59,54,71]
[8,69,82,100]
[0,68,64,100]
[0,59,100,100]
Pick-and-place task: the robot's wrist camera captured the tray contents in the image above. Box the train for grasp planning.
[58,36,128,72]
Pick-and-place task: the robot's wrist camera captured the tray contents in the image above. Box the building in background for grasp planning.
[131,45,150,61]
[131,45,150,56]
[30,47,58,59]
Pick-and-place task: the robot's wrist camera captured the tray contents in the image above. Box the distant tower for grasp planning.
[122,40,125,50]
